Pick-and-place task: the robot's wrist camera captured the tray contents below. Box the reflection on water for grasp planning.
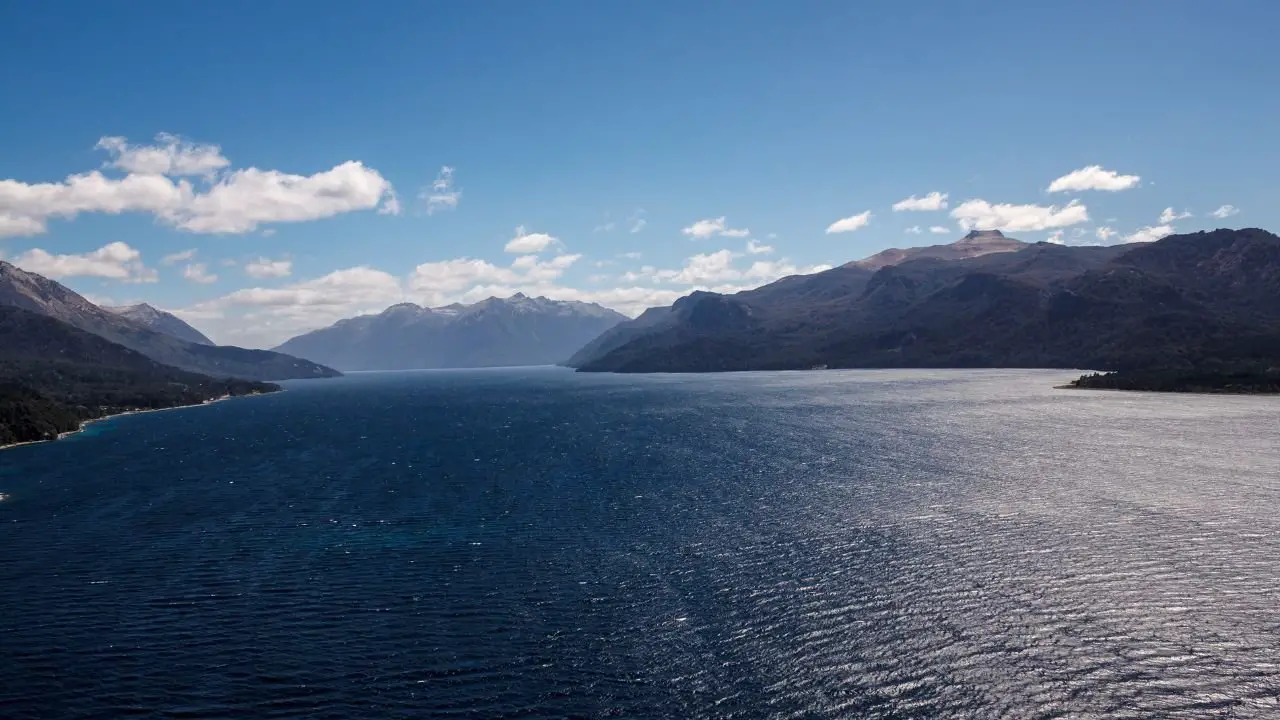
[1,369,1277,718]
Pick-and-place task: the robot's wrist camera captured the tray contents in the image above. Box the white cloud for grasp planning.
[176,266,406,346]
[0,135,396,237]
[504,225,563,253]
[0,170,193,237]
[929,226,951,235]
[682,217,723,238]
[746,239,773,254]
[1047,165,1140,193]
[593,221,616,233]
[219,267,403,309]
[682,216,749,239]
[176,161,393,233]
[905,226,922,234]
[621,251,642,260]
[621,249,829,288]
[620,251,742,285]
[12,241,157,283]
[409,254,582,305]
[628,209,647,234]
[1211,204,1239,219]
[0,214,46,236]
[743,259,832,281]
[96,133,229,177]
[1046,230,1065,245]
[378,191,402,216]
[619,266,656,283]
[950,198,1088,232]
[1095,226,1118,242]
[183,263,218,285]
[892,191,948,212]
[1159,207,1191,223]
[825,210,872,234]
[1125,225,1175,243]
[179,240,586,346]
[161,248,197,266]
[245,257,293,279]
[665,250,744,284]
[409,258,519,296]
[421,166,460,215]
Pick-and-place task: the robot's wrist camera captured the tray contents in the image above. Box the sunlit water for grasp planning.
[2,368,1278,718]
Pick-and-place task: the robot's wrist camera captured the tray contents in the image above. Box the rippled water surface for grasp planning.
[3,368,1279,718]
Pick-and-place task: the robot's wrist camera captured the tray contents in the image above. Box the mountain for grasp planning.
[274,294,628,370]
[570,229,1280,373]
[0,261,339,381]
[107,303,214,345]
[852,230,1029,270]
[0,305,276,446]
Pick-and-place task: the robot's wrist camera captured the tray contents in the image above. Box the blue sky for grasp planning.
[1,0,1277,347]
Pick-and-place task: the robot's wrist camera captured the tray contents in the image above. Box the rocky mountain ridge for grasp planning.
[568,229,1280,373]
[0,261,338,381]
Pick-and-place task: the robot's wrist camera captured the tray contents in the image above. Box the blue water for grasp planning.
[2,368,1279,718]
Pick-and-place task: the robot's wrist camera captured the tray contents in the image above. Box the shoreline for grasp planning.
[0,390,271,453]
[1055,384,1279,396]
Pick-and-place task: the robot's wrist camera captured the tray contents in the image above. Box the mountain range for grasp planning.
[569,228,1280,373]
[0,261,338,381]
[273,294,627,371]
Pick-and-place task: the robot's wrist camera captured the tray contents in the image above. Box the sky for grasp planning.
[1,0,1277,348]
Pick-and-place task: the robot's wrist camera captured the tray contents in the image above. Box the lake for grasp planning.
[2,368,1278,718]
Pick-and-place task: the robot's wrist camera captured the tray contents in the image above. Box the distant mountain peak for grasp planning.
[961,229,1007,242]
[850,230,1027,271]
[106,302,215,346]
[383,302,426,314]
[115,302,162,318]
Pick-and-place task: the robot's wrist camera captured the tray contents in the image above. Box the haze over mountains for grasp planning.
[0,261,337,381]
[274,294,627,371]
[569,228,1280,374]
